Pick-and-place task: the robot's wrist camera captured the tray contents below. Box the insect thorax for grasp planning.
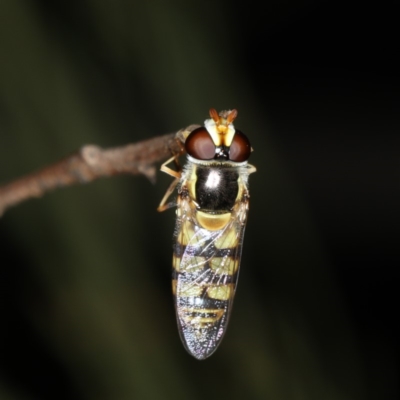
[183,158,248,212]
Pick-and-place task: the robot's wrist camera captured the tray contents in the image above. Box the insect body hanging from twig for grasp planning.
[158,109,256,359]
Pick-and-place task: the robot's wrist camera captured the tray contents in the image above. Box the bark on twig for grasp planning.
[0,125,199,217]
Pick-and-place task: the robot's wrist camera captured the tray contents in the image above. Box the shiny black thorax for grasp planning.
[195,165,239,211]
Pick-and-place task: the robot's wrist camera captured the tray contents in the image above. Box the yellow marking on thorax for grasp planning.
[196,210,231,231]
[236,176,245,201]
[184,165,198,203]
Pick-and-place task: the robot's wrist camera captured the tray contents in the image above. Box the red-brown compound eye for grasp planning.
[229,129,251,162]
[185,127,216,160]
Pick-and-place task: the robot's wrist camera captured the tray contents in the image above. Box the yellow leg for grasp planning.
[247,164,257,175]
[157,177,180,212]
[158,155,183,212]
[160,155,181,179]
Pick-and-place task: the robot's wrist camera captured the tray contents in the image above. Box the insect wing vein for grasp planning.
[172,196,248,359]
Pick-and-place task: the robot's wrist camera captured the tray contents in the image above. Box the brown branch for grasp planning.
[0,125,200,217]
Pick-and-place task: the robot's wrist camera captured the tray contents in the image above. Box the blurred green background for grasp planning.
[0,1,398,399]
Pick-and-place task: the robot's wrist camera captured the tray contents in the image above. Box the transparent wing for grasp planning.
[172,195,248,359]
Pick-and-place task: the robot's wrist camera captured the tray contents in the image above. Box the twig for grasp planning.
[0,125,200,217]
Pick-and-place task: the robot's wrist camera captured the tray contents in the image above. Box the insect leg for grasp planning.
[157,155,183,212]
[160,155,182,179]
[157,176,180,212]
[247,164,257,175]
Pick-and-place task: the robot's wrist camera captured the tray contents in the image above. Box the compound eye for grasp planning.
[229,129,251,162]
[185,127,216,160]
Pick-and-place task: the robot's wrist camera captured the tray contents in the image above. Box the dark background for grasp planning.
[0,1,398,399]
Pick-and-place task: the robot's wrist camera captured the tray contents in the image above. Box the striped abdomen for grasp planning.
[172,205,244,359]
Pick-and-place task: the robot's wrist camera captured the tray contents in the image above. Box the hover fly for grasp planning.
[158,109,256,359]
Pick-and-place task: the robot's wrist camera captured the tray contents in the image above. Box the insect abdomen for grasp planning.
[172,212,241,359]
